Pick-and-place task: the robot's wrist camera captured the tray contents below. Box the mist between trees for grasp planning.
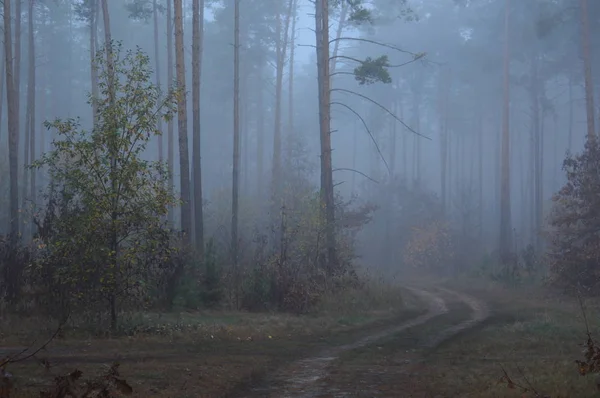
[0,0,598,330]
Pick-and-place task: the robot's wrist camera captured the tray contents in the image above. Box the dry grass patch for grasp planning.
[0,283,420,397]
[411,289,600,397]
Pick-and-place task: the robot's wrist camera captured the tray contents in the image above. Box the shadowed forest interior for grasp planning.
[1,0,600,397]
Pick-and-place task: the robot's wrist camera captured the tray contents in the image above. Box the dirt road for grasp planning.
[247,286,489,397]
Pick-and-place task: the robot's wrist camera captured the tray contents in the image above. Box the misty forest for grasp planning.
[1,0,600,396]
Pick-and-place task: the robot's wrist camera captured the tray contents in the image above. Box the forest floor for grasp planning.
[1,279,598,397]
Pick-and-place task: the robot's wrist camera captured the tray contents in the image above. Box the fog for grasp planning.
[0,0,595,298]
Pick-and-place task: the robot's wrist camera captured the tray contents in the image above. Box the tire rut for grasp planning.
[250,287,455,398]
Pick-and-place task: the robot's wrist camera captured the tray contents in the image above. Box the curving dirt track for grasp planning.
[250,286,489,398]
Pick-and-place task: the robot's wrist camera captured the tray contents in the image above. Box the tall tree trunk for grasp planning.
[271,0,294,198]
[232,0,241,308]
[439,69,448,212]
[351,120,357,194]
[568,73,574,152]
[154,0,163,162]
[256,65,264,196]
[4,0,19,240]
[389,100,397,177]
[499,0,512,261]
[38,66,45,187]
[580,0,595,142]
[411,83,421,186]
[192,0,204,258]
[287,0,297,161]
[28,0,35,224]
[478,110,483,240]
[0,45,4,144]
[14,0,21,132]
[90,0,98,122]
[100,0,114,93]
[174,0,192,244]
[167,0,175,225]
[100,0,119,332]
[400,93,407,179]
[315,0,336,271]
[22,0,35,239]
[531,53,542,250]
[330,1,348,76]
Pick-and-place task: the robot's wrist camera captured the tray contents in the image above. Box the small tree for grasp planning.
[547,139,600,294]
[33,44,178,329]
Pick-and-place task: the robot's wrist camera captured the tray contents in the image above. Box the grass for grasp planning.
[413,282,600,398]
[321,277,600,398]
[0,282,421,397]
[304,281,600,398]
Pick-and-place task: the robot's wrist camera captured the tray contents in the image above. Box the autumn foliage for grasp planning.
[547,139,600,294]
[403,219,455,272]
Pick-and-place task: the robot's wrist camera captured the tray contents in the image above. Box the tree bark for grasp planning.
[315,0,337,271]
[23,0,36,238]
[232,0,241,308]
[174,0,192,244]
[192,0,205,258]
[478,110,483,240]
[90,0,98,122]
[330,1,348,76]
[15,0,21,132]
[287,0,297,161]
[568,73,573,152]
[100,0,119,332]
[4,0,19,241]
[271,0,294,198]
[167,0,175,225]
[499,0,512,261]
[439,68,448,212]
[153,0,163,162]
[580,0,595,142]
[256,64,264,196]
[0,45,4,145]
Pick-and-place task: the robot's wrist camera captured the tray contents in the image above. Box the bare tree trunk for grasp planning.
[90,0,98,122]
[256,65,264,196]
[232,0,241,309]
[0,45,4,144]
[389,100,397,177]
[439,68,448,212]
[100,0,120,332]
[315,0,336,271]
[100,0,114,92]
[174,0,192,244]
[271,0,294,198]
[192,0,204,258]
[330,0,348,75]
[580,0,595,142]
[154,0,163,162]
[400,95,406,180]
[568,74,574,152]
[4,0,19,240]
[22,0,36,239]
[167,0,175,225]
[15,0,21,130]
[287,0,297,161]
[499,0,512,260]
[478,110,483,240]
[531,54,542,250]
[351,120,357,194]
[38,67,45,186]
[28,0,35,222]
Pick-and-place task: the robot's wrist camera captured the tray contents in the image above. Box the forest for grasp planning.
[1,0,600,396]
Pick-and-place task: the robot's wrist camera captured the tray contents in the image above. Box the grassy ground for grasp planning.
[417,280,600,397]
[320,277,600,398]
[0,282,422,398]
